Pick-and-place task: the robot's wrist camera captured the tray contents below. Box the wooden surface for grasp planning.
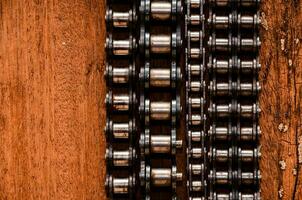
[0,0,302,200]
[0,1,106,199]
[259,1,302,199]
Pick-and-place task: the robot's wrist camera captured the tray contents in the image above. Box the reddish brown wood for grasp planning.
[0,1,106,199]
[260,1,302,199]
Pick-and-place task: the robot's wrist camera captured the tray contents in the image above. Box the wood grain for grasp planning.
[0,1,106,199]
[259,1,302,199]
[0,0,302,200]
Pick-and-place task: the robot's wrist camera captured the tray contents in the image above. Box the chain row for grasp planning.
[205,0,261,199]
[139,0,184,198]
[105,0,261,199]
[185,0,261,199]
[105,0,138,199]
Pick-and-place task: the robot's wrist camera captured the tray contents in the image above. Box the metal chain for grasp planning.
[105,0,261,199]
[185,0,207,199]
[105,0,138,198]
[138,0,184,199]
[206,0,261,199]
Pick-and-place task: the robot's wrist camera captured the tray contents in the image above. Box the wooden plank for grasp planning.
[259,1,302,199]
[0,1,106,199]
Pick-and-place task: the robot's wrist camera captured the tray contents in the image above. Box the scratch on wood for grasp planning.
[298,136,302,164]
[261,12,269,31]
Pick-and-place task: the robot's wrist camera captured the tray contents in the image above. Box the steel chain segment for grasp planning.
[139,0,184,198]
[105,0,139,199]
[105,0,261,198]
[205,0,261,199]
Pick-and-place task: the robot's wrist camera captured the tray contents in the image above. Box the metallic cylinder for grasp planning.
[151,168,182,187]
[189,64,203,76]
[189,164,203,175]
[189,147,204,158]
[106,147,135,167]
[191,180,203,191]
[208,36,260,52]
[212,38,229,51]
[190,14,202,25]
[190,81,202,92]
[212,58,229,74]
[209,14,259,29]
[209,192,231,200]
[151,1,171,20]
[240,82,259,96]
[240,104,254,118]
[113,40,131,55]
[238,82,255,96]
[209,104,229,118]
[209,192,261,200]
[242,37,261,51]
[209,82,229,96]
[216,82,231,96]
[106,34,135,56]
[109,11,132,28]
[189,198,203,200]
[140,98,181,123]
[209,125,261,141]
[209,170,261,185]
[241,0,260,7]
[112,67,129,84]
[189,31,202,42]
[106,175,135,195]
[112,11,130,28]
[112,150,132,167]
[241,38,254,49]
[112,123,129,139]
[189,0,201,8]
[190,48,202,59]
[208,148,260,163]
[209,14,230,29]
[113,178,129,194]
[209,126,228,140]
[209,103,260,118]
[240,193,261,200]
[240,14,259,28]
[189,97,203,109]
[214,171,229,184]
[209,58,261,75]
[190,114,202,125]
[241,172,258,185]
[216,194,230,199]
[209,0,229,6]
[150,135,182,154]
[105,63,135,85]
[150,35,171,53]
[209,0,260,7]
[151,168,171,186]
[150,102,171,120]
[241,126,261,141]
[113,123,129,139]
[209,81,261,96]
[106,92,130,111]
[241,59,260,73]
[105,120,135,140]
[150,69,171,87]
[240,148,259,162]
[188,130,202,142]
[209,148,229,162]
